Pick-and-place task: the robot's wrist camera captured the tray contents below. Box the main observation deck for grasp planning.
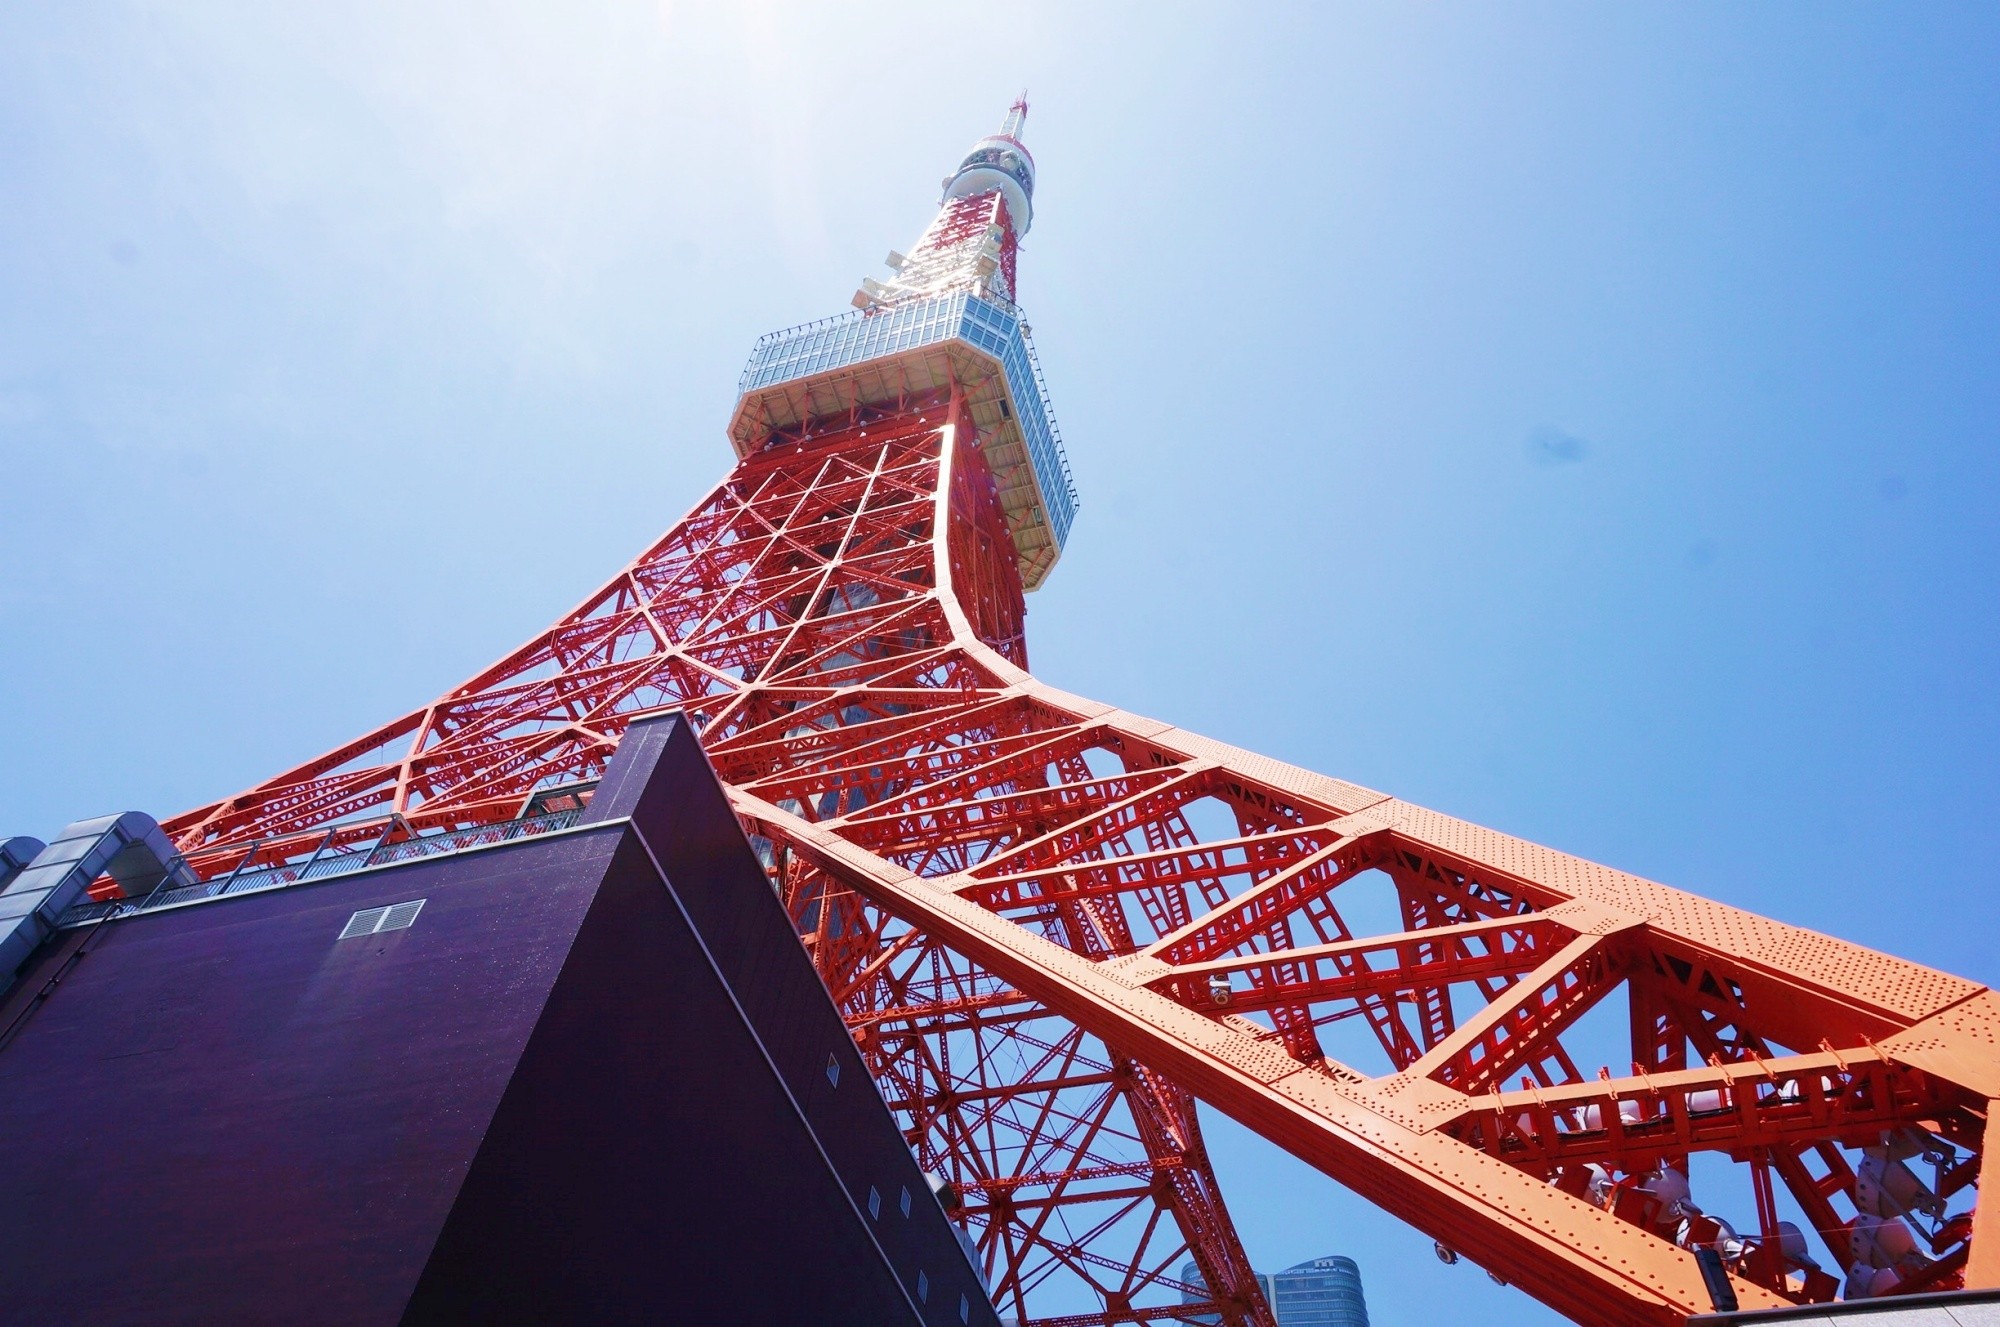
[728,291,1077,592]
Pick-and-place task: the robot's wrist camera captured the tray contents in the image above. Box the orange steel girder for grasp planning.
[163,399,2000,1325]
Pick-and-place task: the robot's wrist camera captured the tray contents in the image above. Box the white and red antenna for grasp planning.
[999,92,1029,142]
[855,100,1038,308]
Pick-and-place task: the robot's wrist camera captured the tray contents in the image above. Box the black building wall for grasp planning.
[0,717,995,1327]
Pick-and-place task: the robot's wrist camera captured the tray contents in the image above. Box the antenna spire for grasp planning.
[1001,92,1029,141]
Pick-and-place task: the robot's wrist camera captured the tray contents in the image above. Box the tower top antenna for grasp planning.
[1000,93,1029,141]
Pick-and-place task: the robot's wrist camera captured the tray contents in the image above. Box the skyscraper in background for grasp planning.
[1180,1256,1368,1326]
[1269,1257,1369,1327]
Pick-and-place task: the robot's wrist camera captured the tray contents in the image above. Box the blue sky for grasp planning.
[3,5,1997,1323]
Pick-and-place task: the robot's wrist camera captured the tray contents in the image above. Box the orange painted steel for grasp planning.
[157,397,2000,1323]
[155,120,1999,1325]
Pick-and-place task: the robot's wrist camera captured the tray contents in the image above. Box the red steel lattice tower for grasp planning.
[150,103,2000,1324]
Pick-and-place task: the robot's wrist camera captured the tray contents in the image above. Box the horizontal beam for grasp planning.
[1448,1047,1961,1170]
[1154,914,1571,1015]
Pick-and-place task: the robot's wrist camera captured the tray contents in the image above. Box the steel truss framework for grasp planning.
[162,393,2000,1324]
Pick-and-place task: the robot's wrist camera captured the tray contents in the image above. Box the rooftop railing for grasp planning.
[55,807,586,929]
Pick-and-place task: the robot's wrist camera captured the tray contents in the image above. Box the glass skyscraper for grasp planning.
[1269,1256,1369,1326]
[1180,1254,1369,1326]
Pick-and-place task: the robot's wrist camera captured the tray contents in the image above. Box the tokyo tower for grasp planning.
[127,102,2000,1324]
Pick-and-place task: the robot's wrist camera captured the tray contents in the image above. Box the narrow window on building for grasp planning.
[379,899,425,931]
[960,1293,970,1323]
[916,1271,928,1303]
[868,1186,881,1220]
[900,1185,912,1218]
[340,906,389,938]
[339,899,425,939]
[825,1053,840,1086]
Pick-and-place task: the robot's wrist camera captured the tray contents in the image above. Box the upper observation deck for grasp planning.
[728,290,1075,591]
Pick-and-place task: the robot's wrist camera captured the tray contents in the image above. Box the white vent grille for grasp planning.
[339,898,426,940]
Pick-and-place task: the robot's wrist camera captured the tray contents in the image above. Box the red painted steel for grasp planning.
[152,117,2000,1325]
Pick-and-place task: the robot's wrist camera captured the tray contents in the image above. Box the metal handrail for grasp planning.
[739,290,1028,374]
[53,808,586,930]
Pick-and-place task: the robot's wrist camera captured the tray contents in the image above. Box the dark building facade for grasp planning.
[0,716,996,1327]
